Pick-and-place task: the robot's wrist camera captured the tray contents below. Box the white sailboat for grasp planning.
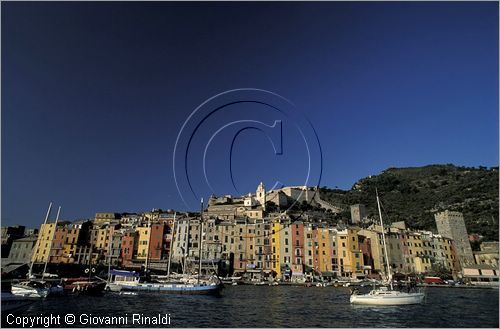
[350,190,425,305]
[110,201,222,294]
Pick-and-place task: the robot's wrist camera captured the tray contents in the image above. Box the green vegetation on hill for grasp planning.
[319,164,499,241]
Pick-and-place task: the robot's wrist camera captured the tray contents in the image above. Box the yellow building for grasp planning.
[474,250,499,268]
[136,226,151,260]
[94,212,116,225]
[31,223,56,263]
[347,228,364,278]
[316,227,330,273]
[62,227,79,263]
[271,221,281,278]
[412,232,438,274]
[336,228,364,278]
[95,226,109,252]
[60,220,91,264]
[245,209,264,219]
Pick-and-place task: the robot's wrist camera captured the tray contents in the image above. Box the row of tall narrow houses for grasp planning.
[0,185,497,284]
[4,212,472,282]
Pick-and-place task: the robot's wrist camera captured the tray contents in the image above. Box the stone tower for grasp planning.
[435,210,474,267]
[256,182,266,211]
[350,204,366,224]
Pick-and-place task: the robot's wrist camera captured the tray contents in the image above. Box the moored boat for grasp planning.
[350,286,425,305]
[350,190,425,306]
[62,277,106,295]
[11,281,49,298]
[109,270,222,295]
[123,280,223,294]
[105,282,123,292]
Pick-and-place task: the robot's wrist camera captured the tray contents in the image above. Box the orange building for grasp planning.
[291,222,305,281]
[149,222,167,260]
[121,230,137,266]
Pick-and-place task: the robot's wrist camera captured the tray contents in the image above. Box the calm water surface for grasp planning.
[2,286,499,327]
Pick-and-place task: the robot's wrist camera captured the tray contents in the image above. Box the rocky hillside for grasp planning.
[320,164,499,241]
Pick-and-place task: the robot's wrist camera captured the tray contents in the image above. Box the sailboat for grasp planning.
[110,201,223,294]
[12,203,63,298]
[350,190,425,305]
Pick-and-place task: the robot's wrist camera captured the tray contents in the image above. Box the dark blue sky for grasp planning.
[2,2,498,227]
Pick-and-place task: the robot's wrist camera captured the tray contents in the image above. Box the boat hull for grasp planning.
[49,285,64,295]
[105,283,123,292]
[121,283,223,295]
[62,280,106,296]
[350,291,425,305]
[11,285,49,298]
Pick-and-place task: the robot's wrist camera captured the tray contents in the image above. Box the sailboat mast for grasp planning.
[29,202,53,278]
[88,228,95,280]
[145,216,151,272]
[198,198,204,284]
[376,189,393,290]
[42,206,61,280]
[167,212,176,277]
[107,227,112,283]
[184,215,191,275]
